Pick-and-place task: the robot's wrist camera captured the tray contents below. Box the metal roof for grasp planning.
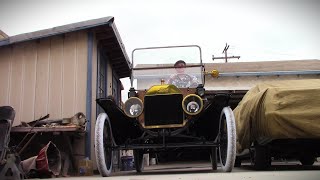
[0,16,131,78]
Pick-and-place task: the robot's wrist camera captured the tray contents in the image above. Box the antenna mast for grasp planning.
[212,43,240,63]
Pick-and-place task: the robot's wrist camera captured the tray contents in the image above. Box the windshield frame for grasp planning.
[131,45,203,88]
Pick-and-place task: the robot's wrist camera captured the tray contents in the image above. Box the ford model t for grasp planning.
[94,45,236,176]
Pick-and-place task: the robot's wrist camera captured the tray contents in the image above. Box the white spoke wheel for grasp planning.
[95,113,114,177]
[218,107,236,172]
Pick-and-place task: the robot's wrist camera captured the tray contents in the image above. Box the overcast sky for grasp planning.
[1,0,319,99]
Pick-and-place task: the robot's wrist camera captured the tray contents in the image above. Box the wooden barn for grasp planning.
[0,17,131,170]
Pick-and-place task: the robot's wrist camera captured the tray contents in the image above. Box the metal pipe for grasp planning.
[18,133,37,155]
[116,142,218,150]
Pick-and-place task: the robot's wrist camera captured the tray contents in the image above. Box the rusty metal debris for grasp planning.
[21,112,87,129]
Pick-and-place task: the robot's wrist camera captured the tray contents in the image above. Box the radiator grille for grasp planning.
[144,94,183,127]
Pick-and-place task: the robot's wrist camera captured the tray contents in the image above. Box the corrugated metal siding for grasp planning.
[0,31,88,126]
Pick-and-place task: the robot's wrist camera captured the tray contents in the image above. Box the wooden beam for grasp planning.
[11,126,84,132]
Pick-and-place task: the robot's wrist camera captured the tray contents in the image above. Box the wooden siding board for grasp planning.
[9,45,24,125]
[48,36,63,119]
[34,39,50,119]
[72,31,88,157]
[21,42,37,122]
[0,47,11,105]
[75,31,87,114]
[1,30,90,127]
[62,33,77,117]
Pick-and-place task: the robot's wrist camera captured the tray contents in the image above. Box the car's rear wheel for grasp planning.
[133,150,144,173]
[95,113,114,177]
[218,107,236,172]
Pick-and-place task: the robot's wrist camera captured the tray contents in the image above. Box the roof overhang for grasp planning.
[94,21,131,78]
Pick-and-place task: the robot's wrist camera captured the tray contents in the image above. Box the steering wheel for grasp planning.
[168,74,193,88]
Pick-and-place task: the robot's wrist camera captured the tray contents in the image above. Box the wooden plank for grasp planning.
[48,36,63,119]
[0,47,11,105]
[62,32,77,117]
[9,44,24,125]
[11,126,82,132]
[75,31,87,114]
[34,39,50,119]
[21,42,37,122]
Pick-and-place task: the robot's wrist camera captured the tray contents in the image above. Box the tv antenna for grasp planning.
[212,43,240,63]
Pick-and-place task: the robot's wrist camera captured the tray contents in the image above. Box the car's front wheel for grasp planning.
[218,107,236,172]
[95,113,114,177]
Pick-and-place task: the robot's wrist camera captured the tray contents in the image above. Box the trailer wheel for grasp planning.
[133,150,144,173]
[253,144,271,170]
[299,155,315,166]
[218,107,236,172]
[95,113,114,177]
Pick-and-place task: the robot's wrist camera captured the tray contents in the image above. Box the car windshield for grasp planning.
[131,45,204,90]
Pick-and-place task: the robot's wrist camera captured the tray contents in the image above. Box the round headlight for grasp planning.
[187,101,200,113]
[182,94,203,115]
[124,97,143,118]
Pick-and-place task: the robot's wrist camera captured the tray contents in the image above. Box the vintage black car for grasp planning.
[94,45,236,176]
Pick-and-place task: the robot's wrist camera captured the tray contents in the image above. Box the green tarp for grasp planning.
[234,79,320,153]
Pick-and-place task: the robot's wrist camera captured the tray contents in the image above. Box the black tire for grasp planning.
[210,147,217,170]
[218,107,236,172]
[95,113,114,177]
[299,156,315,166]
[133,150,144,173]
[253,144,271,170]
